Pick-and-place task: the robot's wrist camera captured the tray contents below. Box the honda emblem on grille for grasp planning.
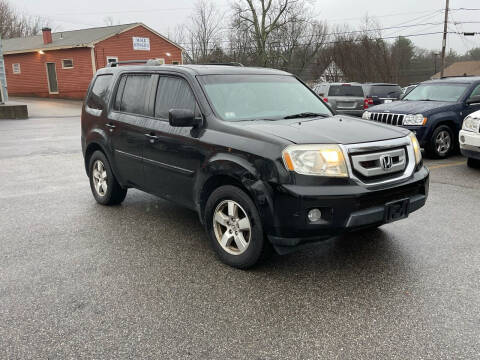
[380,155,393,170]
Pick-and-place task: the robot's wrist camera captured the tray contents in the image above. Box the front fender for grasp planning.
[425,110,462,138]
[194,153,278,231]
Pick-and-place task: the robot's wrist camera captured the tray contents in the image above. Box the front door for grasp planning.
[46,62,58,94]
[143,75,205,208]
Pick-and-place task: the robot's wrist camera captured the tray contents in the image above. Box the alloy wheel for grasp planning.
[435,130,451,156]
[213,200,251,255]
[92,160,108,197]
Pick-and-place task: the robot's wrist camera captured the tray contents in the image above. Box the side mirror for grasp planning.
[466,95,480,105]
[169,108,202,127]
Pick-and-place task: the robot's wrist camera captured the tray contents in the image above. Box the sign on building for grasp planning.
[132,37,150,51]
[0,35,7,103]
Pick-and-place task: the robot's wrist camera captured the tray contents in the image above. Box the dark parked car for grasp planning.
[363,77,480,158]
[81,63,429,268]
[362,83,403,107]
[313,82,365,117]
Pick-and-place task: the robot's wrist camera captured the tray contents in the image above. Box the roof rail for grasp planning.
[199,62,244,67]
[107,59,164,67]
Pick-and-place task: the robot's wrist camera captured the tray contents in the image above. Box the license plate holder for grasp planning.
[385,198,409,223]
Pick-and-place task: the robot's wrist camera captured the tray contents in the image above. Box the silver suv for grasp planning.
[313,82,365,117]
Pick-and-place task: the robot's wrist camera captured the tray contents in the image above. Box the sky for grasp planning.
[13,0,480,55]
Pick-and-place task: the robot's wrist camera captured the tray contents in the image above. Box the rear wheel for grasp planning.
[426,125,454,159]
[88,151,127,205]
[204,185,268,269]
[467,157,480,169]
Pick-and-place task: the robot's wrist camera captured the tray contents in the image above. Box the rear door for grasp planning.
[142,74,205,208]
[108,73,152,188]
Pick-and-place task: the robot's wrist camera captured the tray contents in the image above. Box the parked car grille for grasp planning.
[370,112,404,126]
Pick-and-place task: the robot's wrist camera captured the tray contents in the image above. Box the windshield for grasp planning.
[403,83,469,102]
[328,85,364,97]
[199,75,332,121]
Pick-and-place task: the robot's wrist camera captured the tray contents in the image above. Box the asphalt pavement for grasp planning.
[1,98,479,359]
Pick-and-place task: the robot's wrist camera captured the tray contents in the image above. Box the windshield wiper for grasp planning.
[283,112,329,119]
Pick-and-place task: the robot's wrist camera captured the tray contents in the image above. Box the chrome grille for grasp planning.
[341,137,415,186]
[370,112,404,126]
[351,148,406,177]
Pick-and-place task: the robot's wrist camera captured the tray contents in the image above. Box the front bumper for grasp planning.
[459,130,480,159]
[266,166,429,249]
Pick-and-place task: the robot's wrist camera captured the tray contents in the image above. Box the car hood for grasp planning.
[369,100,456,114]
[228,115,409,145]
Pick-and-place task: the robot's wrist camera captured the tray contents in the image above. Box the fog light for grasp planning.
[308,208,322,222]
[460,135,465,143]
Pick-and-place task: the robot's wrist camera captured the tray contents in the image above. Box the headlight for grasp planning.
[282,144,348,177]
[362,111,371,120]
[403,114,427,126]
[409,133,422,165]
[462,116,480,132]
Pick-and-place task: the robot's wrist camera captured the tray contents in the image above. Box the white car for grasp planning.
[459,110,480,168]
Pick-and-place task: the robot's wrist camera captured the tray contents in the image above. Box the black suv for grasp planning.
[81,63,429,268]
[363,77,480,158]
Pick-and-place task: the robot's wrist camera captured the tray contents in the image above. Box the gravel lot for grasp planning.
[1,98,479,359]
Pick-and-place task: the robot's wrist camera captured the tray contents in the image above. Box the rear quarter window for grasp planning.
[86,74,113,110]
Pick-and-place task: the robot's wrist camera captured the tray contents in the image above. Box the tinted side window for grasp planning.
[87,74,113,110]
[118,74,151,115]
[469,84,480,98]
[155,77,195,119]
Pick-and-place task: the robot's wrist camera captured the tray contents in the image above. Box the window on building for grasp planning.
[12,63,21,74]
[172,61,180,65]
[86,74,113,111]
[115,74,151,115]
[62,59,73,69]
[106,56,118,65]
[155,76,195,119]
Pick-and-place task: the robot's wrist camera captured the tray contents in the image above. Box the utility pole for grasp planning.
[440,0,449,78]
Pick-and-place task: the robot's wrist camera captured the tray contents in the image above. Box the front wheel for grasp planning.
[204,185,269,269]
[426,125,454,159]
[88,151,127,205]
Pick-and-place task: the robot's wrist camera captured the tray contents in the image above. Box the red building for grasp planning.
[2,23,184,99]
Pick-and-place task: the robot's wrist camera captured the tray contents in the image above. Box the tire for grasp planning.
[425,125,454,159]
[204,185,269,269]
[88,150,127,205]
[467,157,480,169]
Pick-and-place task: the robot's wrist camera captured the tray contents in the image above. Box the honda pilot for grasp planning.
[81,63,429,268]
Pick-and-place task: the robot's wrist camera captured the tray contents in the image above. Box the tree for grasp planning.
[0,0,48,39]
[232,0,297,66]
[186,0,223,63]
[391,37,415,83]
[467,48,480,61]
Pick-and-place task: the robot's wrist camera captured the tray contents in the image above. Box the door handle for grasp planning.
[145,133,159,143]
